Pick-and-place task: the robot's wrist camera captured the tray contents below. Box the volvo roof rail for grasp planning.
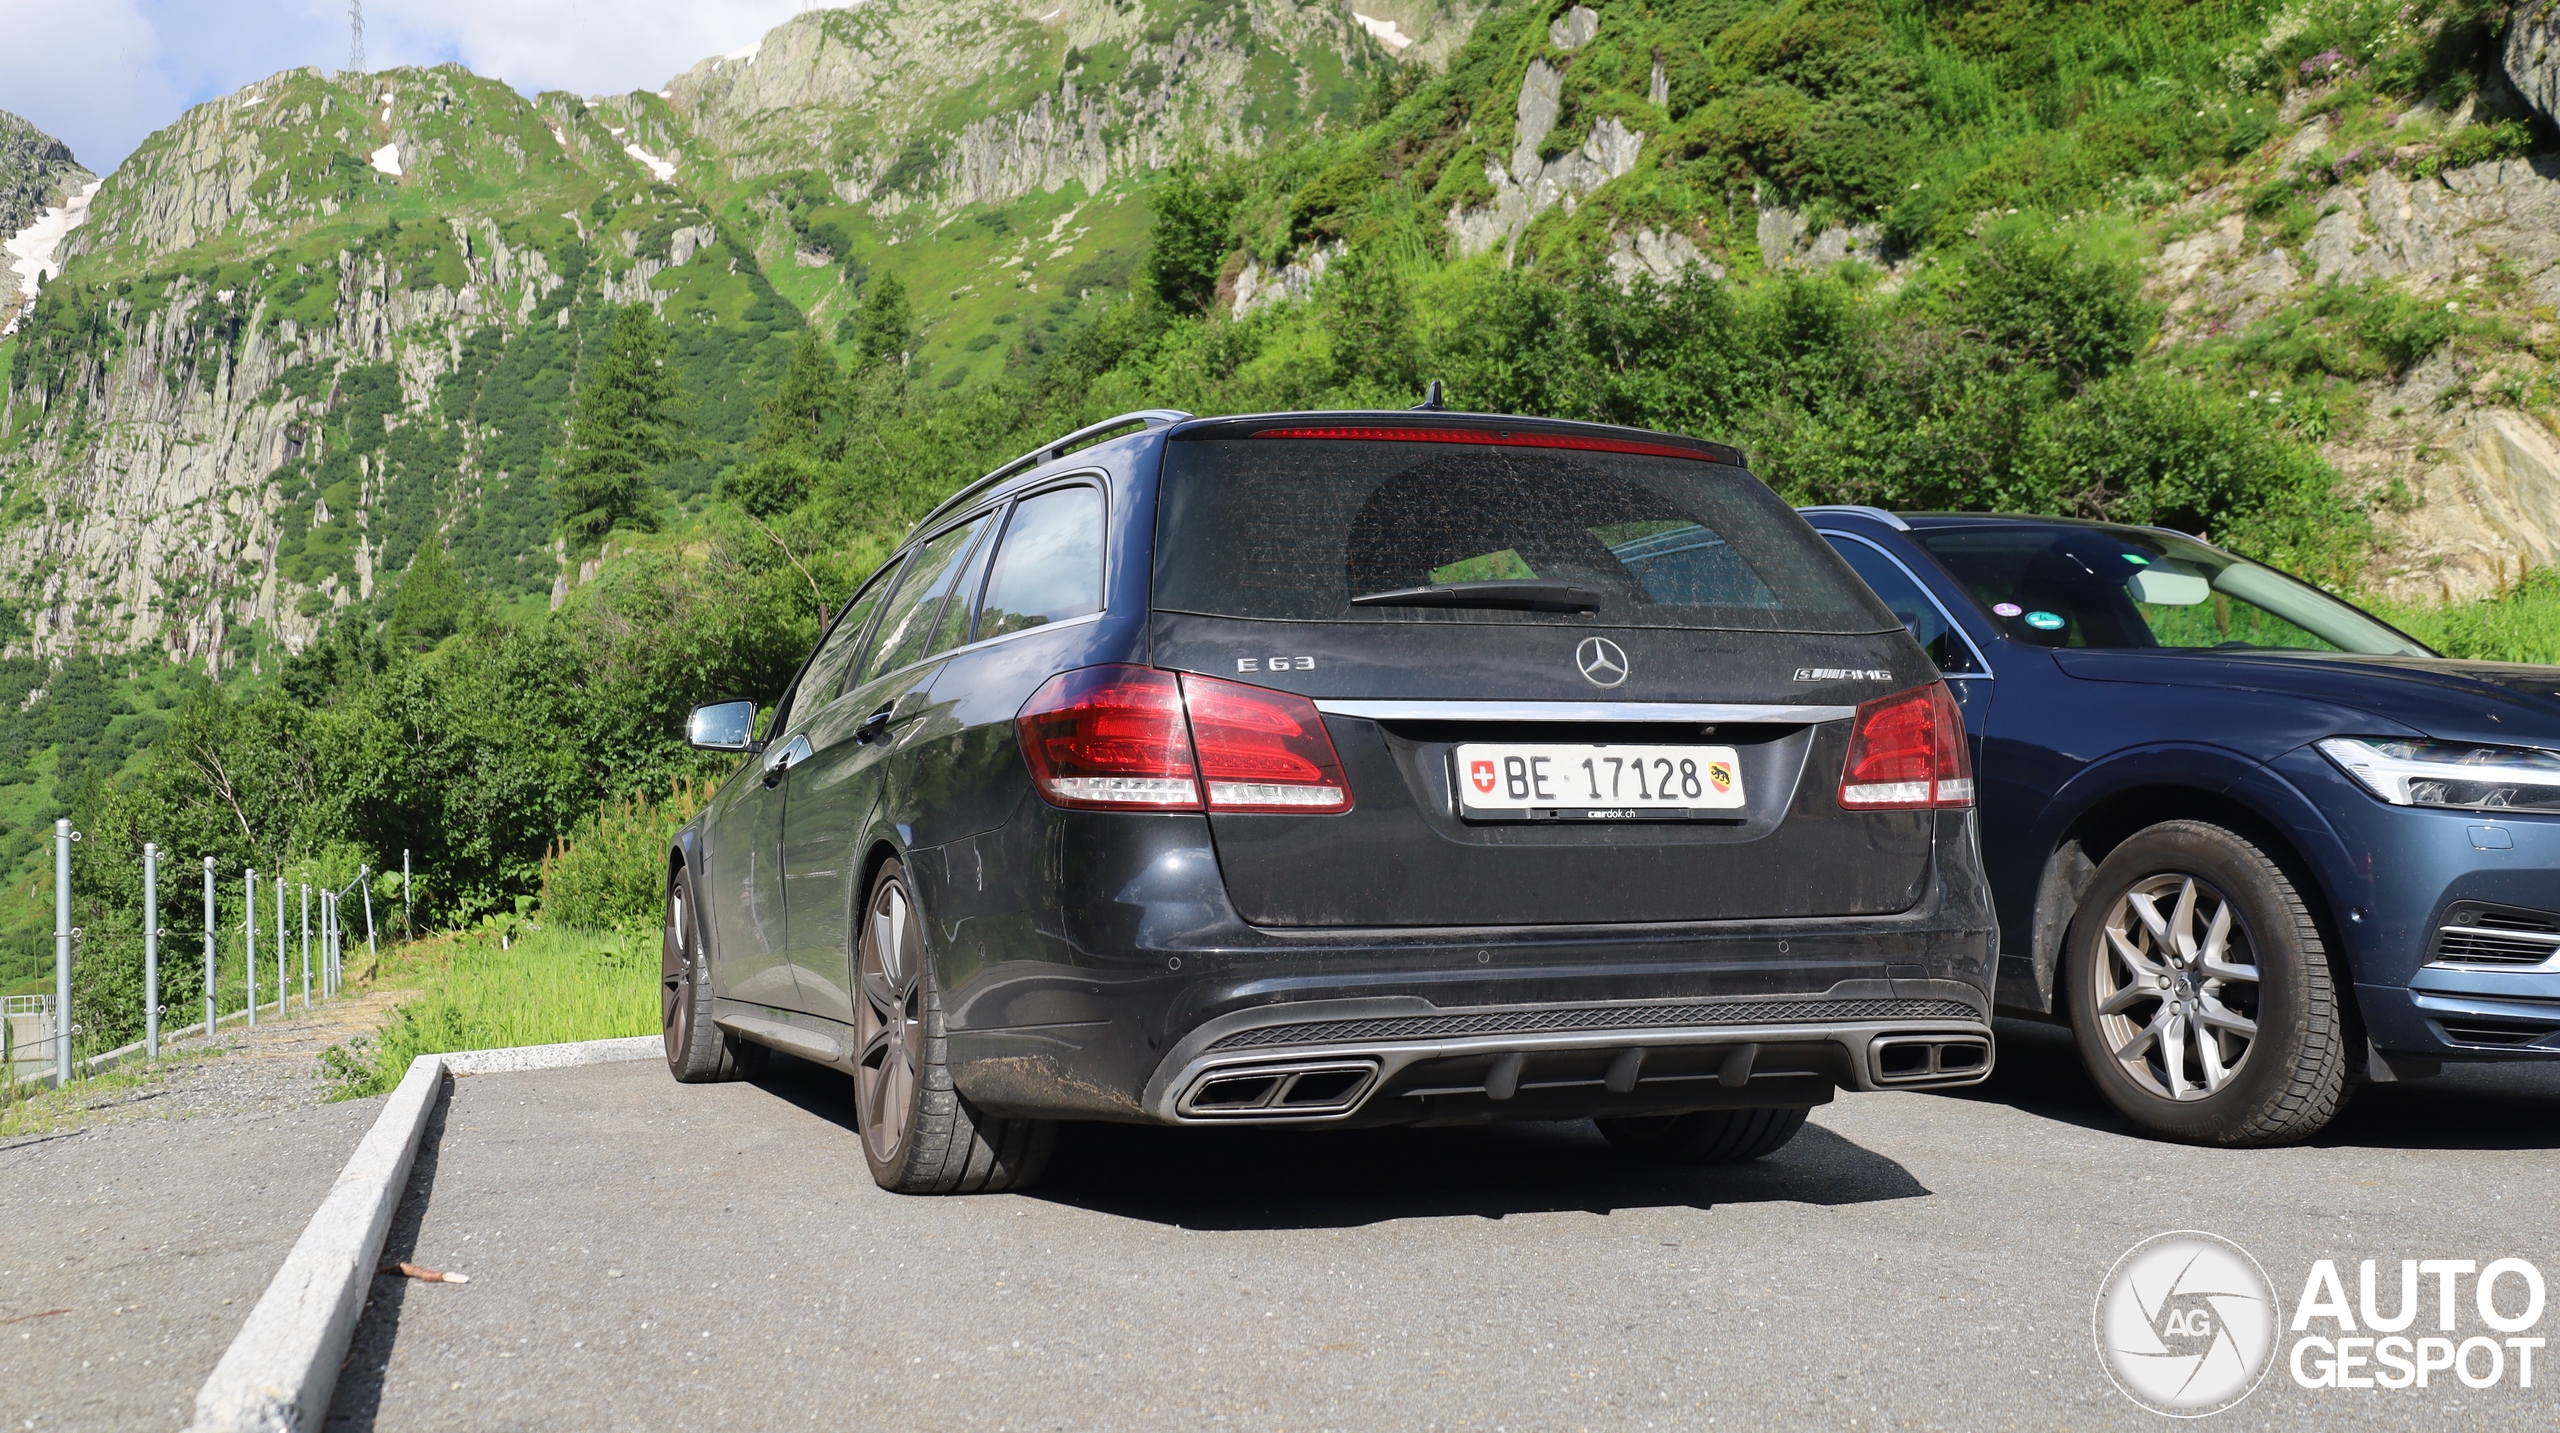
[1795,504,1911,531]
[917,409,1193,530]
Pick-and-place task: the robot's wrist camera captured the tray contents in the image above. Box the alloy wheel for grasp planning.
[856,878,928,1164]
[2091,873,2263,1100]
[661,877,694,1062]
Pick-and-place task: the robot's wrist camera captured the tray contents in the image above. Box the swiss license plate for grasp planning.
[1453,743,1746,820]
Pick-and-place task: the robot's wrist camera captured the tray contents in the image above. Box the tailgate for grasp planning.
[1150,423,1940,928]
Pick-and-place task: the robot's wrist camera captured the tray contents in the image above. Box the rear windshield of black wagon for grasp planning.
[1151,432,1895,633]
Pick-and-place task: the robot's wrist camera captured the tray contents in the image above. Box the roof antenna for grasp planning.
[1412,379,1445,411]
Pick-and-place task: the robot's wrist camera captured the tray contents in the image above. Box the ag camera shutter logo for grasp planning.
[2095,1231,2280,1416]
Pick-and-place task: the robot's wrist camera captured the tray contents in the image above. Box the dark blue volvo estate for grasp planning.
[661,411,1998,1193]
[1806,506,2560,1145]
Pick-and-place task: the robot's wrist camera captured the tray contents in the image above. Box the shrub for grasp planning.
[541,778,709,933]
[1942,222,2157,389]
[2017,369,2365,578]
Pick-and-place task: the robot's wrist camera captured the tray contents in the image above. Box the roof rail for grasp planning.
[1796,504,1910,531]
[920,409,1193,530]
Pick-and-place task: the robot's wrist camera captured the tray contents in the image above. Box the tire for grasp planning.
[662,862,765,1084]
[853,860,1056,1194]
[1597,1107,1810,1165]
[2063,820,2351,1146]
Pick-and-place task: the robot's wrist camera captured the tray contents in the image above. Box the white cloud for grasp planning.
[0,0,812,174]
[0,0,186,173]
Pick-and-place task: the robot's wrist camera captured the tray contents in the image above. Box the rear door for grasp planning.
[780,513,996,1022]
[1150,426,1940,928]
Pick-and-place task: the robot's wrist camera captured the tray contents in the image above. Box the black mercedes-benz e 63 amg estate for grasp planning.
[664,409,1999,1193]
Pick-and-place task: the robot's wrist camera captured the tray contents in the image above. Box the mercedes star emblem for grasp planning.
[1575,637,1629,688]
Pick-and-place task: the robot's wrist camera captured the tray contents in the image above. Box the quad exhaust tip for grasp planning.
[1179,1060,1382,1118]
[1870,1033,1992,1086]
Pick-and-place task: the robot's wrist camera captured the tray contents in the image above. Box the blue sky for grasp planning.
[0,0,813,174]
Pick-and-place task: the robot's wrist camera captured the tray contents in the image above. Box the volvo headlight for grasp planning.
[2317,737,2560,813]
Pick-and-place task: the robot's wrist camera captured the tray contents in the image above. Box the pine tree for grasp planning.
[555,303,679,546]
[384,537,472,654]
[853,271,911,368]
[721,328,840,519]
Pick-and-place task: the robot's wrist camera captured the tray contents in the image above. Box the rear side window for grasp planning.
[927,518,1001,657]
[869,516,991,675]
[1823,535,1982,675]
[817,561,900,699]
[1153,436,1890,632]
[977,485,1106,641]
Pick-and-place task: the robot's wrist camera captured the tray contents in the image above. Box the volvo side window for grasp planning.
[870,516,992,675]
[1823,534,1983,675]
[976,485,1106,642]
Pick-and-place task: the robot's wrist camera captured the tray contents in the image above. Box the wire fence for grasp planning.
[5,829,414,1093]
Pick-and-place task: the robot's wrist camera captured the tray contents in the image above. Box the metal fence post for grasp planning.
[301,883,311,1008]
[360,866,378,965]
[143,843,159,1060]
[273,875,286,1017]
[403,848,412,941]
[244,869,257,1030]
[202,857,215,1037]
[53,819,71,1085]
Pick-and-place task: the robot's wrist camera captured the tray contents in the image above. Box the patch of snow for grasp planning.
[624,143,678,182]
[1040,7,1062,19]
[547,121,569,148]
[2,179,103,336]
[722,41,761,64]
[658,89,673,99]
[371,142,402,177]
[1352,11,1414,50]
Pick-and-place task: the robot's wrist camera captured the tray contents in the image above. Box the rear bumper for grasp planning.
[1140,984,1992,1127]
[933,808,1999,1125]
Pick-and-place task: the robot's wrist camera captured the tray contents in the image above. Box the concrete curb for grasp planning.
[187,1034,660,1432]
[443,1033,659,1075]
[189,1051,443,1433]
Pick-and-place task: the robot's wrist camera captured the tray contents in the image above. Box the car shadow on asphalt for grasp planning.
[1952,1017,2560,1153]
[749,1058,1930,1230]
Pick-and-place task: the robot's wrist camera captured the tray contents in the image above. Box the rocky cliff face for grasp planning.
[0,110,88,243]
[664,0,1472,212]
[0,68,785,669]
[0,0,1477,666]
[0,109,96,334]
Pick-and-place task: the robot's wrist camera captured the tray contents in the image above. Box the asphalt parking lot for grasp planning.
[303,1020,2560,1432]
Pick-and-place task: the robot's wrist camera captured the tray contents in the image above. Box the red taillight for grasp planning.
[1838,683,1975,811]
[1015,666,1354,815]
[1180,673,1353,814]
[1015,666,1200,810]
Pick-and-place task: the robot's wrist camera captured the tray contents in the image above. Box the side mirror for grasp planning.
[687,699,760,752]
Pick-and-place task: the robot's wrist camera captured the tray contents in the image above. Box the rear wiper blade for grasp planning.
[1350,580,1602,613]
